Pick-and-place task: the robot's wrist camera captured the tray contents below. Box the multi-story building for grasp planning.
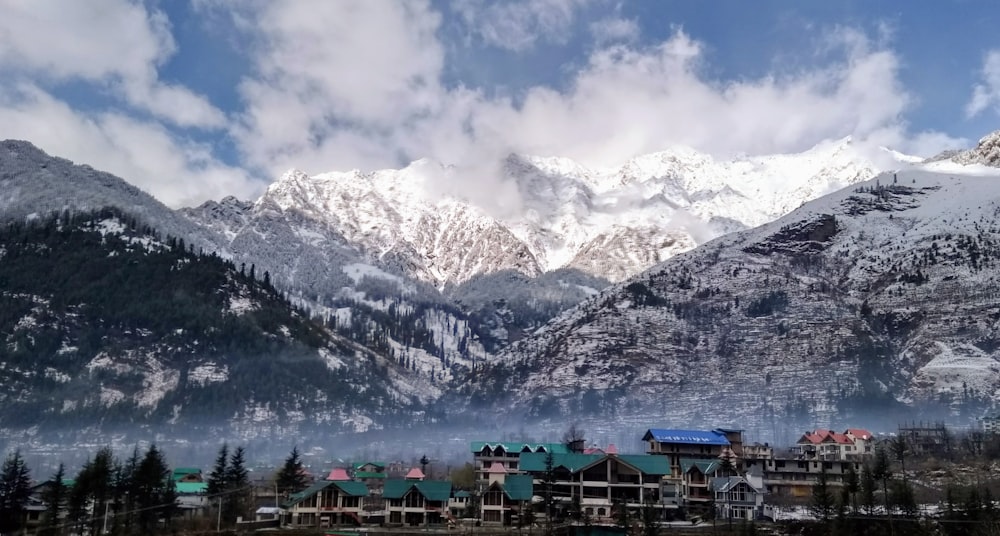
[383,475,453,526]
[518,451,670,522]
[481,473,534,525]
[743,458,862,499]
[642,428,743,477]
[282,471,369,528]
[710,470,767,521]
[470,442,570,482]
[794,429,873,460]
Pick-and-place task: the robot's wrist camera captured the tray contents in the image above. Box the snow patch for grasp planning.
[187,363,229,386]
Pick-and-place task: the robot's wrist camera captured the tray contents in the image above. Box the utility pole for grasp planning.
[103,500,110,535]
[218,496,223,532]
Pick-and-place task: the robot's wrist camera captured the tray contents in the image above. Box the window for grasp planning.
[598,508,607,517]
[484,511,502,522]
[405,491,424,508]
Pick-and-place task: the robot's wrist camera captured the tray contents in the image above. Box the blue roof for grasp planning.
[642,429,730,445]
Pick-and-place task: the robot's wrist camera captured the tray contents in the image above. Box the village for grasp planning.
[16,420,1000,535]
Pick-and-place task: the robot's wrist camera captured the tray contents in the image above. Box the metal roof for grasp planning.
[470,441,570,454]
[383,479,452,502]
[642,429,731,445]
[503,475,534,501]
[519,452,603,473]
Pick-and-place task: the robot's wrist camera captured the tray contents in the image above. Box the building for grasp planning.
[519,451,670,522]
[679,459,722,510]
[282,470,369,528]
[743,458,861,499]
[471,442,570,482]
[171,467,204,483]
[383,478,454,526]
[642,428,743,478]
[983,415,1000,434]
[710,472,767,521]
[794,429,873,461]
[481,474,534,525]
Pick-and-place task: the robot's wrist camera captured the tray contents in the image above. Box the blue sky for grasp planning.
[1,1,999,207]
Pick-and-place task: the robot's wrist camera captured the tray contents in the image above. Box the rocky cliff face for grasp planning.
[477,167,1000,438]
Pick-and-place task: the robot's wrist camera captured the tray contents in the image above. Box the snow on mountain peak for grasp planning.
[224,138,929,287]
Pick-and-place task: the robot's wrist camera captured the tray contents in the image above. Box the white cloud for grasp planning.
[453,0,593,52]
[966,50,1000,118]
[590,17,640,46]
[0,84,256,208]
[0,0,224,129]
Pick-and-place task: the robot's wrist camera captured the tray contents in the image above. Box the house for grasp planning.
[471,442,570,482]
[518,451,670,522]
[679,459,722,510]
[352,461,387,487]
[175,481,209,516]
[709,474,766,521]
[743,458,862,498]
[171,467,204,483]
[642,428,743,478]
[282,471,369,528]
[449,490,471,518]
[481,474,534,525]
[983,415,1000,434]
[743,443,774,460]
[383,478,454,526]
[794,429,873,460]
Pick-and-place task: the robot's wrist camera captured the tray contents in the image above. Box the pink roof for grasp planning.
[326,468,350,481]
[405,467,425,480]
[606,444,619,455]
[583,447,604,454]
[800,429,852,445]
[846,428,873,440]
[487,462,507,474]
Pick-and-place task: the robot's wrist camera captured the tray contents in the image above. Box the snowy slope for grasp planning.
[199,138,901,290]
[479,163,1000,436]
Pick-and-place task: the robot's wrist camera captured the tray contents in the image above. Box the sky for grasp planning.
[1,0,1000,208]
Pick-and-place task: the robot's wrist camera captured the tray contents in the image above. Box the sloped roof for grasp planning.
[283,479,369,507]
[846,428,873,440]
[503,474,534,501]
[606,444,619,455]
[642,429,730,445]
[405,467,425,480]
[519,452,603,473]
[617,455,671,476]
[680,458,720,476]
[327,468,351,481]
[355,471,387,479]
[453,490,471,498]
[709,476,762,494]
[352,462,386,470]
[383,479,451,501]
[799,429,853,445]
[470,442,570,454]
[487,462,507,474]
[175,482,208,494]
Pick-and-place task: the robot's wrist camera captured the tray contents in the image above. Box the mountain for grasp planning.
[198,138,893,291]
[476,165,1000,439]
[0,208,433,438]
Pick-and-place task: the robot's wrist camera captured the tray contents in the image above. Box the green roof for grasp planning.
[352,462,386,470]
[617,455,671,476]
[471,442,569,454]
[383,480,451,502]
[354,471,386,479]
[282,480,369,507]
[176,482,208,494]
[453,490,471,498]
[333,481,369,497]
[519,453,603,473]
[680,459,720,476]
[503,475,534,501]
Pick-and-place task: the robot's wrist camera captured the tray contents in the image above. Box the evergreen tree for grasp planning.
[223,446,250,524]
[809,463,835,523]
[640,499,659,536]
[276,446,308,497]
[39,463,67,535]
[135,445,176,533]
[843,463,860,515]
[0,449,32,533]
[206,443,229,496]
[860,463,877,515]
[873,447,893,514]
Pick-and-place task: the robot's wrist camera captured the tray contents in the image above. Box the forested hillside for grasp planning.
[0,208,431,435]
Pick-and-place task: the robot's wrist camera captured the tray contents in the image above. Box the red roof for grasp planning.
[606,444,619,455]
[326,468,350,481]
[405,467,425,480]
[846,428,873,440]
[487,462,507,474]
[799,429,852,445]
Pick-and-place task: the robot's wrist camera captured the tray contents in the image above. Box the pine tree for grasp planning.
[809,463,835,523]
[843,463,860,514]
[135,445,176,533]
[39,463,67,535]
[276,446,308,497]
[224,446,250,524]
[860,463,877,515]
[0,449,32,533]
[207,443,229,496]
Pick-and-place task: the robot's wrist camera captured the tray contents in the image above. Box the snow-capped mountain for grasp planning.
[201,137,899,292]
[476,163,1000,438]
